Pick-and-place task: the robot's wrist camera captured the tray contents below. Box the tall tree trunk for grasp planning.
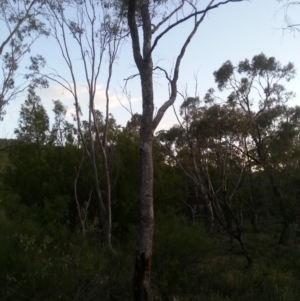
[133,66,154,301]
[126,0,247,299]
[127,0,155,299]
[133,133,154,301]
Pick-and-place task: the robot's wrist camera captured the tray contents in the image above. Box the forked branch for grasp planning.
[149,0,246,57]
[152,0,215,130]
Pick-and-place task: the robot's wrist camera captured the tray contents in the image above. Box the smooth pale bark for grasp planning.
[127,0,247,299]
[132,55,155,301]
[127,1,154,299]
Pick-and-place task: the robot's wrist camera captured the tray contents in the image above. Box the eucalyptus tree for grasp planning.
[43,0,125,248]
[159,53,298,264]
[0,0,49,119]
[15,87,49,147]
[123,0,248,299]
[159,96,254,265]
[213,53,297,244]
[50,99,77,146]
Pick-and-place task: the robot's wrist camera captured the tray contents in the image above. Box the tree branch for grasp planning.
[127,0,144,67]
[149,0,246,56]
[152,0,216,130]
[151,0,184,34]
[0,0,38,55]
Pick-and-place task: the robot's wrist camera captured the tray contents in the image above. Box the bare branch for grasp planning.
[152,0,216,130]
[150,0,246,56]
[124,73,140,82]
[151,0,184,34]
[153,66,172,83]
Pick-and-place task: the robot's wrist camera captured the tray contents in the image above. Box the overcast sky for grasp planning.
[1,0,299,138]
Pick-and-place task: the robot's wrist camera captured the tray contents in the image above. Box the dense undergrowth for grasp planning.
[1,198,300,301]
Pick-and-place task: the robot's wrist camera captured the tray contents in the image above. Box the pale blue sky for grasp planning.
[1,0,299,138]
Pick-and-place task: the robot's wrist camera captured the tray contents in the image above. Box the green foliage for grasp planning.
[50,99,77,146]
[1,189,300,300]
[0,0,49,119]
[111,129,140,236]
[153,210,215,298]
[15,87,49,145]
